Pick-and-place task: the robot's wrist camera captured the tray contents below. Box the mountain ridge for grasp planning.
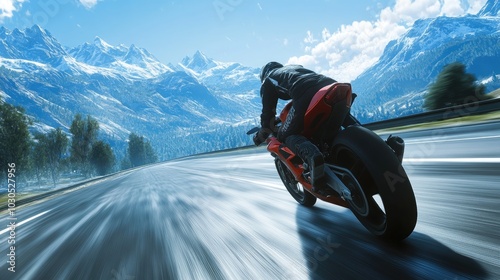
[351,4,500,122]
[0,25,261,160]
[1,0,499,159]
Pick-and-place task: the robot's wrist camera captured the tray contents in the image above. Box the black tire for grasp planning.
[330,125,417,241]
[275,158,317,207]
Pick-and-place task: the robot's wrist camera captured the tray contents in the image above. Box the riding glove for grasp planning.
[253,128,271,146]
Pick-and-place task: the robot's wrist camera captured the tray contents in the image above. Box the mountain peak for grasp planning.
[11,28,23,37]
[0,25,66,63]
[28,24,45,34]
[193,50,206,58]
[25,25,55,42]
[181,51,217,72]
[124,44,145,60]
[124,44,154,61]
[0,26,8,38]
[478,0,500,16]
[93,36,114,50]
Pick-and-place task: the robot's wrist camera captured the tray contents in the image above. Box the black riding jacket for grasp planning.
[259,65,336,129]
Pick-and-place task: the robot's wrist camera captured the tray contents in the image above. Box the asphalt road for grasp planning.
[1,121,499,280]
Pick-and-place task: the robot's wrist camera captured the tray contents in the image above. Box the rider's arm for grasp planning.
[260,78,279,129]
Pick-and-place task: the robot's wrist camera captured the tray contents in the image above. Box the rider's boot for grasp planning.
[296,141,326,193]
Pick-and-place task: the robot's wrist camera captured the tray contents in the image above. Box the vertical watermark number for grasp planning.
[7,163,17,273]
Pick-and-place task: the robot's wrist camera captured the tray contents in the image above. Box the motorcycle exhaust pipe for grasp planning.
[386,135,405,163]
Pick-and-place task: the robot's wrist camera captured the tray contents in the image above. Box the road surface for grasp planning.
[1,121,499,279]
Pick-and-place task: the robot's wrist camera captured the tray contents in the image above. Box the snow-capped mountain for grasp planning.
[68,37,173,79]
[351,0,500,122]
[0,25,66,65]
[0,25,262,160]
[180,50,218,73]
[68,37,125,67]
[478,0,500,16]
[1,0,499,160]
[174,50,261,117]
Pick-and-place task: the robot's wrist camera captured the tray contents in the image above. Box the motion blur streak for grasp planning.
[405,158,500,163]
[0,210,50,235]
[1,121,499,279]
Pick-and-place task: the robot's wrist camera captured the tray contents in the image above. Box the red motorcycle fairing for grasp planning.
[267,136,349,207]
[267,82,353,206]
[278,83,352,138]
[303,83,352,139]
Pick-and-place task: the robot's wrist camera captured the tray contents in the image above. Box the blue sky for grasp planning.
[0,0,488,81]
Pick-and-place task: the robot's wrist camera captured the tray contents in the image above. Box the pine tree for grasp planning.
[35,128,69,186]
[128,133,146,167]
[90,140,115,176]
[0,100,31,181]
[70,114,99,177]
[424,62,490,111]
[31,134,48,185]
[128,133,158,167]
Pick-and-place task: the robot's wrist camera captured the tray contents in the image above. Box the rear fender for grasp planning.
[303,83,352,139]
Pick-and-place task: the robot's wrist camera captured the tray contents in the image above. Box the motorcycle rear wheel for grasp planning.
[275,158,317,207]
[330,125,417,241]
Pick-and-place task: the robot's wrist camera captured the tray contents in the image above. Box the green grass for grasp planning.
[0,193,33,210]
[489,89,500,98]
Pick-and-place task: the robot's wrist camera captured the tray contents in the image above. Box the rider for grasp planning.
[253,62,337,192]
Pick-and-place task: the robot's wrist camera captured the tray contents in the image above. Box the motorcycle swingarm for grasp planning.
[324,164,358,201]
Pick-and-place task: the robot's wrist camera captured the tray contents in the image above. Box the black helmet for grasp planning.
[260,61,283,82]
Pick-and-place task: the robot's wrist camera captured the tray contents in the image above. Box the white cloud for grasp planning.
[1,0,103,22]
[79,0,100,9]
[287,0,488,82]
[0,0,24,22]
[466,0,488,14]
[442,0,466,16]
[304,30,317,44]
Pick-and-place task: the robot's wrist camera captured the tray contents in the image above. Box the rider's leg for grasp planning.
[278,86,327,191]
[284,135,326,190]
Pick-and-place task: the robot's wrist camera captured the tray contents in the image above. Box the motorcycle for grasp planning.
[248,83,417,241]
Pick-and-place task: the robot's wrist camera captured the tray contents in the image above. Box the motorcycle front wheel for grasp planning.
[275,158,317,207]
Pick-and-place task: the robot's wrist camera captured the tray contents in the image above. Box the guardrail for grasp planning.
[363,98,500,130]
[203,98,500,154]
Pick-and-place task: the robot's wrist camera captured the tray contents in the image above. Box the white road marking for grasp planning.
[406,135,500,145]
[0,210,51,235]
[405,158,500,163]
